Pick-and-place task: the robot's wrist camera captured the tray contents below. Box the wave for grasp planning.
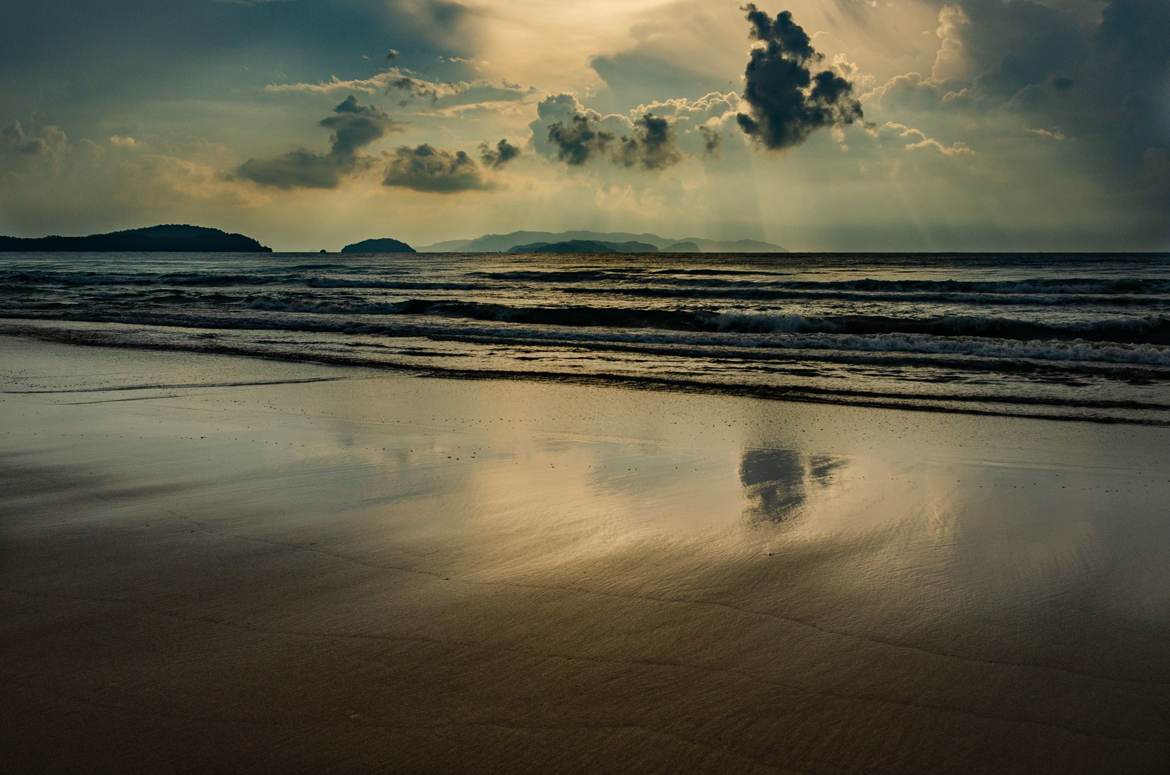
[682,277,1170,294]
[8,291,1170,347]
[470,272,1170,296]
[230,297,1170,345]
[6,304,1170,372]
[558,284,1169,308]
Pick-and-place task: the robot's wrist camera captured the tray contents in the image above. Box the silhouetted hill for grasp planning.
[341,237,416,254]
[0,224,271,252]
[663,241,701,252]
[677,237,785,253]
[422,230,784,253]
[509,240,659,254]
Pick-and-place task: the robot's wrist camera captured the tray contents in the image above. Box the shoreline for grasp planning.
[3,319,1167,427]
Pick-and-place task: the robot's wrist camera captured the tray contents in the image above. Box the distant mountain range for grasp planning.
[509,240,660,254]
[0,224,272,252]
[422,230,785,253]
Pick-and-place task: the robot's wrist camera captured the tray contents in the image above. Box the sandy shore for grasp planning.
[2,334,1170,773]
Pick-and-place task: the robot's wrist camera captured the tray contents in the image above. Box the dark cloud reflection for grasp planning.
[740,448,847,523]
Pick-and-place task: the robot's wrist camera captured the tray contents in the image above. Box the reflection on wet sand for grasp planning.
[739,448,847,523]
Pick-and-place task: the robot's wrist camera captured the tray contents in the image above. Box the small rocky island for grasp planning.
[0,224,272,252]
[509,240,659,254]
[340,237,416,254]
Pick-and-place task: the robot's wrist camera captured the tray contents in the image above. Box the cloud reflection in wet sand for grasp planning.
[739,448,847,524]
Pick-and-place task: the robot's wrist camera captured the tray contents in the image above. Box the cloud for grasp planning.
[382,144,488,192]
[265,67,533,111]
[0,0,479,117]
[479,138,520,168]
[614,114,681,170]
[1027,127,1067,142]
[546,114,616,166]
[864,0,1169,231]
[930,4,970,82]
[1,122,68,158]
[736,5,864,151]
[589,49,729,115]
[877,122,974,157]
[699,125,722,156]
[631,92,739,157]
[236,95,399,189]
[108,135,139,149]
[577,0,752,115]
[529,94,684,171]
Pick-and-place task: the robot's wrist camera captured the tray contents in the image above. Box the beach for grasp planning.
[3,333,1170,773]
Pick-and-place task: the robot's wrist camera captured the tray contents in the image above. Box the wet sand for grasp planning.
[2,334,1170,773]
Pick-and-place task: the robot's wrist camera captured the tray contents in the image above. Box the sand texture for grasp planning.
[2,336,1170,773]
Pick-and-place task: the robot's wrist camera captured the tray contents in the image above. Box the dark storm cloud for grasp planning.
[853,0,1168,244]
[547,114,616,166]
[479,138,521,169]
[735,5,864,150]
[891,0,1170,232]
[236,96,399,189]
[533,96,683,172]
[324,95,396,156]
[382,144,488,192]
[897,0,1167,144]
[614,114,682,170]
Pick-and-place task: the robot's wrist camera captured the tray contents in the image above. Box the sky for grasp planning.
[0,0,1167,251]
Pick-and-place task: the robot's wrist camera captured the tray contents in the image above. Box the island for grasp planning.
[0,224,272,252]
[662,241,701,252]
[509,240,659,254]
[340,237,416,254]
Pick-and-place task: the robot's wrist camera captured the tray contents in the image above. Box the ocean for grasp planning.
[2,251,1169,424]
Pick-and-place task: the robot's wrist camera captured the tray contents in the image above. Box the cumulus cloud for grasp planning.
[930,5,970,83]
[382,144,488,192]
[614,114,681,170]
[546,114,616,166]
[529,94,683,171]
[236,95,399,189]
[632,92,739,157]
[479,138,520,169]
[736,5,864,151]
